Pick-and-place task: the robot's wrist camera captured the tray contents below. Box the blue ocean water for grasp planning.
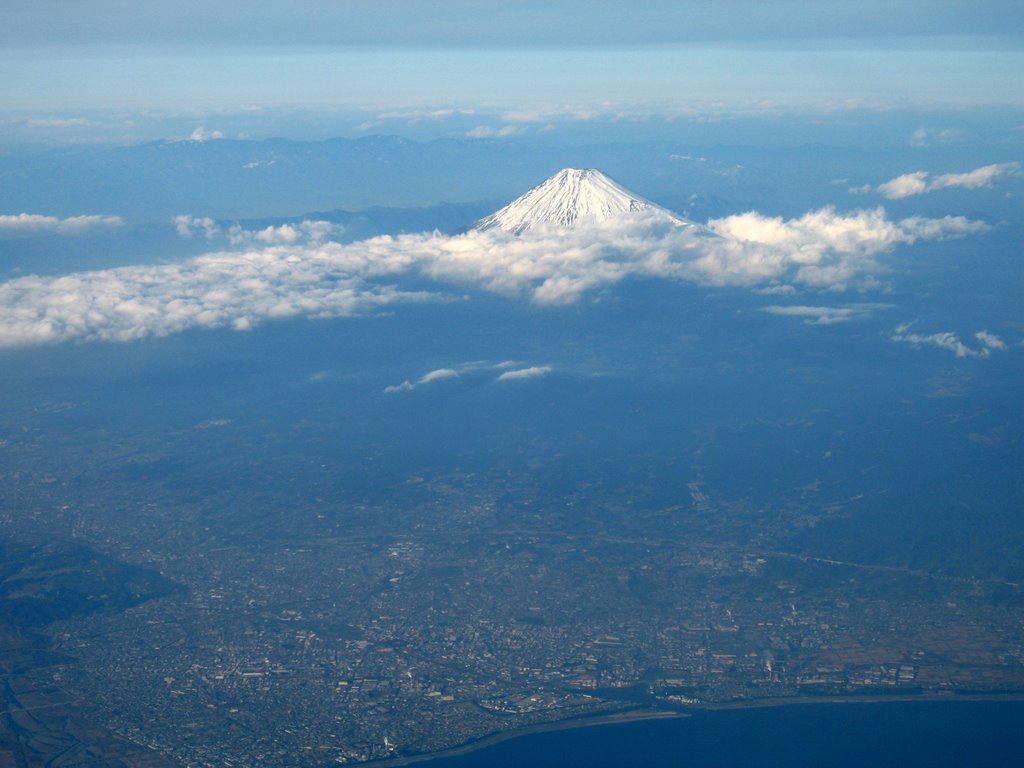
[423,701,1024,768]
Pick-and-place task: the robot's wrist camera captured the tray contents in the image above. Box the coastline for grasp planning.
[368,708,685,767]
[366,690,1024,767]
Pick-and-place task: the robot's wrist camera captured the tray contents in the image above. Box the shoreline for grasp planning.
[368,708,685,767]
[366,690,1024,767]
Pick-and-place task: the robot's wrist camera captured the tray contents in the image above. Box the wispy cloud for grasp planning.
[891,323,1009,358]
[0,213,124,236]
[909,128,965,147]
[418,368,460,384]
[25,117,91,128]
[0,205,989,349]
[376,108,476,122]
[384,360,529,393]
[496,365,552,381]
[761,303,891,325]
[465,125,522,139]
[974,331,1007,351]
[384,366,461,393]
[854,163,1021,199]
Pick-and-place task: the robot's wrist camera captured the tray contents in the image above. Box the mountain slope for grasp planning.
[474,168,690,235]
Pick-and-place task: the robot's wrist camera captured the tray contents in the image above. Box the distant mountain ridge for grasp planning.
[474,168,692,235]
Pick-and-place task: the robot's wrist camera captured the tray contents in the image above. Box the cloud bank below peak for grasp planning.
[0,247,434,348]
[0,203,991,349]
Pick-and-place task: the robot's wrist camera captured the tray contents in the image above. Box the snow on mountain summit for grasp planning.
[474,168,690,235]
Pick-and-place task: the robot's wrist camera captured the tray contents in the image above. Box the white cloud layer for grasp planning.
[0,247,433,348]
[891,324,1008,358]
[0,213,124,236]
[700,207,985,290]
[856,163,1021,199]
[0,205,989,348]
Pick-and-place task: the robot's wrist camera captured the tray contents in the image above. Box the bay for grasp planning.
[420,700,1024,768]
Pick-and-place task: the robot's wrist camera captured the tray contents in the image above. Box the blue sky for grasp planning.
[2,1,1022,115]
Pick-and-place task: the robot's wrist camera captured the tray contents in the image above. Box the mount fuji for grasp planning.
[473,168,696,235]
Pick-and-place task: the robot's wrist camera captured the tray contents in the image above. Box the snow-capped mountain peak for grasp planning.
[474,168,688,235]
